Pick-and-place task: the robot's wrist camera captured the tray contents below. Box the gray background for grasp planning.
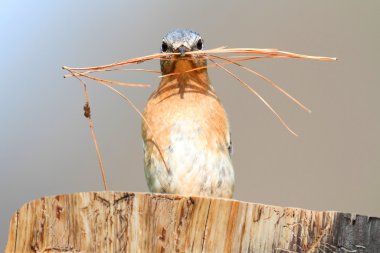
[1,1,379,249]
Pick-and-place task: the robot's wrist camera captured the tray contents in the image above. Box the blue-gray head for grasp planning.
[161,29,204,55]
[160,29,206,75]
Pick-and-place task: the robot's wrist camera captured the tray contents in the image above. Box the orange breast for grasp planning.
[142,77,229,153]
[141,64,234,197]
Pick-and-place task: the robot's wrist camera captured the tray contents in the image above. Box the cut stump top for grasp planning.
[5,192,380,252]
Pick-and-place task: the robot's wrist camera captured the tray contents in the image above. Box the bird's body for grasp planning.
[142,29,234,198]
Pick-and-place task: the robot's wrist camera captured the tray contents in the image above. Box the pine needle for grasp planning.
[65,68,108,191]
[95,82,171,179]
[208,54,312,113]
[208,58,299,136]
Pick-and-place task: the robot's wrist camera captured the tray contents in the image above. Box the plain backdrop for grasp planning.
[1,1,379,249]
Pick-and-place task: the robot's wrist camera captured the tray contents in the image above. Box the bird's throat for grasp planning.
[158,58,211,99]
[172,58,196,73]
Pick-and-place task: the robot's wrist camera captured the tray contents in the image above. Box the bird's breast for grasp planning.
[143,90,229,150]
[141,80,234,197]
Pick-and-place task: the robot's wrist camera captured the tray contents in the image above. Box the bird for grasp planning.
[142,29,234,198]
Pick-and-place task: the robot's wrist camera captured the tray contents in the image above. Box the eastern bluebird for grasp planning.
[142,29,234,198]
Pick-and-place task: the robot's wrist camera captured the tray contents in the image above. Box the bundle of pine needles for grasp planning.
[63,47,336,190]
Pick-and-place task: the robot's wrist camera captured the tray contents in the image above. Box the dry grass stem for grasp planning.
[64,68,108,191]
[62,67,150,88]
[64,68,160,78]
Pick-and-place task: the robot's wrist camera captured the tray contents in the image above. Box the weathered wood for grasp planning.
[4,192,380,252]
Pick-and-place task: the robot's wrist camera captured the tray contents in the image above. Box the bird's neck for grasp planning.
[157,58,213,98]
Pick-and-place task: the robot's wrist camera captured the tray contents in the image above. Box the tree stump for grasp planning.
[4,192,380,252]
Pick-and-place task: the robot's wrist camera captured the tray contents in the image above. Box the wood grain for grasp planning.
[4,192,380,252]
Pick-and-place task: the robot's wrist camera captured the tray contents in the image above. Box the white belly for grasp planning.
[143,119,235,198]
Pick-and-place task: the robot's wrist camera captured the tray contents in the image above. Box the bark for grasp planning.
[4,192,380,253]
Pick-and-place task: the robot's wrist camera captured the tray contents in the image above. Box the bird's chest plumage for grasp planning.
[142,83,234,198]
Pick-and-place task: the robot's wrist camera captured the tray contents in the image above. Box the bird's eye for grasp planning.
[161,42,168,52]
[196,39,203,50]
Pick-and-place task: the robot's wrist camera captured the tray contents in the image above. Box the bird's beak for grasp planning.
[177,45,188,57]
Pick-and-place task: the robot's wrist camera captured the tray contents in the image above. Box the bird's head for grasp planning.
[160,29,207,75]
